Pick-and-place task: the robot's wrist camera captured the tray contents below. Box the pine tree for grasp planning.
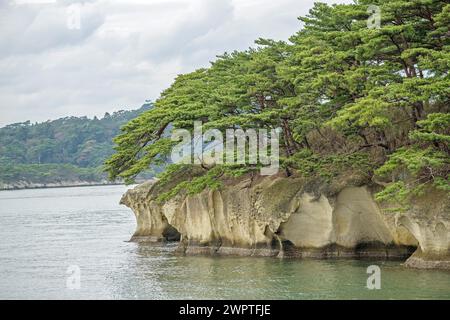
[105,0,449,205]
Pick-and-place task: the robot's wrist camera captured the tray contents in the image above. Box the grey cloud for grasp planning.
[0,0,352,127]
[0,2,104,58]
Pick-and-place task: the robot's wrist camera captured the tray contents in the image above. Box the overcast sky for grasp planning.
[0,0,351,127]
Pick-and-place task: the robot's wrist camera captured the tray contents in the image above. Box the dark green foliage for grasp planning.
[0,163,105,185]
[155,164,251,202]
[0,104,153,185]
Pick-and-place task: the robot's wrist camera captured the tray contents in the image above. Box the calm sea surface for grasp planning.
[0,185,449,300]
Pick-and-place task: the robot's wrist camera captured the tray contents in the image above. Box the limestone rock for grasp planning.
[120,175,449,269]
[392,190,450,269]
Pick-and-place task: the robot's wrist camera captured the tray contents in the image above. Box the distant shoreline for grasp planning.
[0,181,145,191]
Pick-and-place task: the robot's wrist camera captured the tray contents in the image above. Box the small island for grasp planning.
[105,1,450,270]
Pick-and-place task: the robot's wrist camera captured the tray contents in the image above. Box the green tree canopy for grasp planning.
[106,0,449,206]
[0,104,153,186]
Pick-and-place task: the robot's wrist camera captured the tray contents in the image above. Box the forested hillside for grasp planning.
[0,103,152,188]
[106,0,449,209]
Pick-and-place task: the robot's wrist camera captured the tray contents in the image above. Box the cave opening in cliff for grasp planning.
[162,224,181,242]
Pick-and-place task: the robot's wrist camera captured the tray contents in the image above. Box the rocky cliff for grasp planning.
[120,175,449,269]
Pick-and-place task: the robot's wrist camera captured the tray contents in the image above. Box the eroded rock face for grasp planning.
[391,190,450,269]
[278,193,333,249]
[120,176,449,269]
[120,181,181,242]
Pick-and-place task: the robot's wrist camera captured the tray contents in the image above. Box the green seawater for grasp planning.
[0,185,449,300]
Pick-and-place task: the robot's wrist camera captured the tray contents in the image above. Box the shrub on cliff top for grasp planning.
[105,0,450,206]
